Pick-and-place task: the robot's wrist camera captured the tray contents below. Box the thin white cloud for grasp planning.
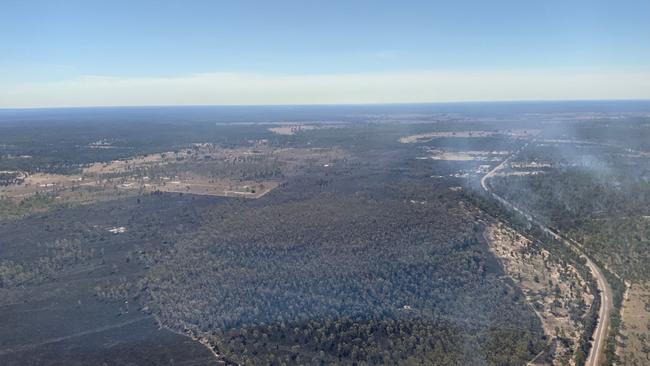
[1,70,650,108]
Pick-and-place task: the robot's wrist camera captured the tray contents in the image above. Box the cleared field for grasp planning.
[617,282,650,365]
[268,124,318,135]
[267,123,344,135]
[0,144,343,207]
[399,129,540,143]
[418,149,509,161]
[143,176,280,198]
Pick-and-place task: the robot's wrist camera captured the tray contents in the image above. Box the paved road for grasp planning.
[480,141,612,366]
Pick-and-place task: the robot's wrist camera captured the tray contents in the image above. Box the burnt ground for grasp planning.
[0,193,224,365]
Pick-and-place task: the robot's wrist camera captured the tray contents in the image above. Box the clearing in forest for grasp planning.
[485,224,594,365]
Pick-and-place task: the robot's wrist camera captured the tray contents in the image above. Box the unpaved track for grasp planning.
[0,316,149,356]
[481,141,612,366]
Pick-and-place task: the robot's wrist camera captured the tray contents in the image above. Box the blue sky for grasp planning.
[1,0,649,107]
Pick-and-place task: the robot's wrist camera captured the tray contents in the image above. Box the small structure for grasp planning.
[108,226,127,234]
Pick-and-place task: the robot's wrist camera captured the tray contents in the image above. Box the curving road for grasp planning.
[480,141,612,366]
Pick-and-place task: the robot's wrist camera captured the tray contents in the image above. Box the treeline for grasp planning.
[602,268,626,365]
[0,171,24,186]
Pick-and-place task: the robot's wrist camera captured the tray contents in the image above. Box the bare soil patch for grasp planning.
[617,282,650,365]
[399,129,540,143]
[268,124,319,135]
[0,144,345,208]
[485,224,594,365]
[419,149,508,161]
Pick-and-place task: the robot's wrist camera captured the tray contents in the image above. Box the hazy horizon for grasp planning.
[2,0,649,108]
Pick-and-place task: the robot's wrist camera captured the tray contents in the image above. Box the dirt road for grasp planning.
[481,141,612,366]
[0,316,149,356]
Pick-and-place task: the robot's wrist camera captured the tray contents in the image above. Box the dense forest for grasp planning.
[491,142,650,281]
[134,172,546,365]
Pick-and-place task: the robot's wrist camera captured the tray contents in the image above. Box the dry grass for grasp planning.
[399,129,540,143]
[267,125,319,135]
[400,131,496,143]
[485,224,594,366]
[617,282,650,366]
[136,176,280,198]
[494,171,546,177]
[0,144,345,206]
[419,150,509,161]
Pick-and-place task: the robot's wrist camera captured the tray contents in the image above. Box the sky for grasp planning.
[1,0,649,108]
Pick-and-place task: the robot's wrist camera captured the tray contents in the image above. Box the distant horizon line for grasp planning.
[2,98,650,112]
